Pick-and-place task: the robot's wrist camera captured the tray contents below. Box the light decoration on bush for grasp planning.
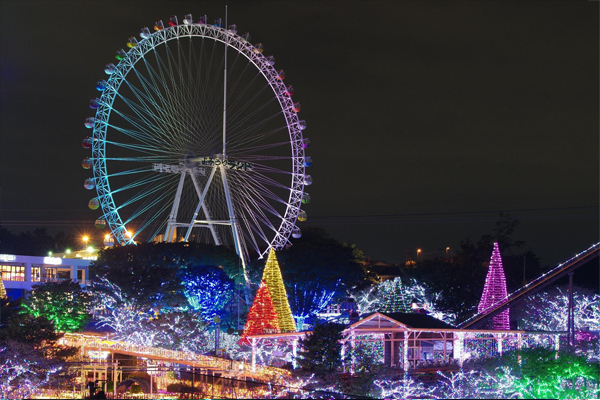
[239,281,280,345]
[261,248,296,332]
[477,242,509,330]
[0,341,65,399]
[181,269,234,321]
[93,278,212,352]
[518,286,600,332]
[350,277,456,324]
[378,277,410,313]
[291,281,337,331]
[374,377,436,399]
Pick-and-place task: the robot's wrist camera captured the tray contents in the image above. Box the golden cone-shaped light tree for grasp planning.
[262,248,296,332]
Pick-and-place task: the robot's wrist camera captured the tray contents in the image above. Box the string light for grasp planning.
[239,281,281,345]
[261,249,296,332]
[477,242,510,330]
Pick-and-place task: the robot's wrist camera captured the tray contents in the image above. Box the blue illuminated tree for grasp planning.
[179,266,234,322]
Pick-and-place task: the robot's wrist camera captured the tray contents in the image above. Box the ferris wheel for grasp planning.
[82,13,312,267]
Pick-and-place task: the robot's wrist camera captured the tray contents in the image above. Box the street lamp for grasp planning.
[446,246,453,263]
[82,236,89,250]
[416,248,422,262]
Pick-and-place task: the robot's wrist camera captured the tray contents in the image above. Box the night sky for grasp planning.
[1,1,598,267]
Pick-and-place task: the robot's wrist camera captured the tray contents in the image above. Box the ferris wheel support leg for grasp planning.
[164,168,187,242]
[186,169,221,245]
[220,165,249,283]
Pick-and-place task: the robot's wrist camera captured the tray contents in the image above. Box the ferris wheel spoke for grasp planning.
[107,113,169,149]
[123,190,175,230]
[227,111,285,149]
[105,167,154,178]
[104,139,172,155]
[103,156,172,162]
[235,197,270,253]
[116,178,176,212]
[112,99,177,149]
[109,173,172,196]
[229,140,290,156]
[230,175,283,218]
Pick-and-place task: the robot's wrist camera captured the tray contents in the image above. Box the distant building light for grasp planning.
[0,254,16,262]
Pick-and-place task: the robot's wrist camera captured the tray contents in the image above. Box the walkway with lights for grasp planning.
[459,242,599,329]
[60,333,286,381]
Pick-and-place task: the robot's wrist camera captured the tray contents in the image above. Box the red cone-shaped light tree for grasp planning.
[478,242,510,330]
[239,280,280,345]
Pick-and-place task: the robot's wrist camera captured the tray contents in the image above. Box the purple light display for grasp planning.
[478,242,510,330]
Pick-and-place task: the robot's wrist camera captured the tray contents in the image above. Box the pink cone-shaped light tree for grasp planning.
[478,242,510,330]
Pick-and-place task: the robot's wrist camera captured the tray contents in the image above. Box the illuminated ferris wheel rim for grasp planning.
[88,17,308,258]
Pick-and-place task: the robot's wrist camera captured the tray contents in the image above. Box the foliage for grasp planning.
[373,377,436,399]
[92,278,212,353]
[349,277,456,324]
[291,281,338,328]
[180,265,234,322]
[0,301,77,398]
[466,347,600,399]
[21,280,92,332]
[297,322,345,376]
[377,277,410,313]
[90,242,240,310]
[515,285,600,332]
[0,227,78,256]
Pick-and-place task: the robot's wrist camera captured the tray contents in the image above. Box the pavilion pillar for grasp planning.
[443,332,447,362]
[496,333,503,356]
[292,339,298,369]
[454,332,464,366]
[251,338,256,373]
[350,332,356,374]
[403,332,409,373]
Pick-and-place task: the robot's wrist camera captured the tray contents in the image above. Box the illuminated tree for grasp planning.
[297,322,344,376]
[0,311,77,398]
[92,278,211,352]
[491,348,599,399]
[378,277,409,313]
[239,281,280,345]
[291,280,338,330]
[477,242,509,330]
[90,242,241,311]
[516,285,600,332]
[180,265,234,322]
[262,248,296,332]
[22,280,92,332]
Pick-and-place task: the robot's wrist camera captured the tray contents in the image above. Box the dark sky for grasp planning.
[1,1,598,266]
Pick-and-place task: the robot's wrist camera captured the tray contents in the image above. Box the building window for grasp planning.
[32,267,41,282]
[42,267,57,281]
[57,268,71,280]
[0,264,25,281]
[77,269,85,282]
[40,267,71,281]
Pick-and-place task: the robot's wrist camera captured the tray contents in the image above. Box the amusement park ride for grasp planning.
[81,11,312,276]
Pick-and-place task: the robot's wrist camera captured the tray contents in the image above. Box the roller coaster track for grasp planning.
[459,242,599,329]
